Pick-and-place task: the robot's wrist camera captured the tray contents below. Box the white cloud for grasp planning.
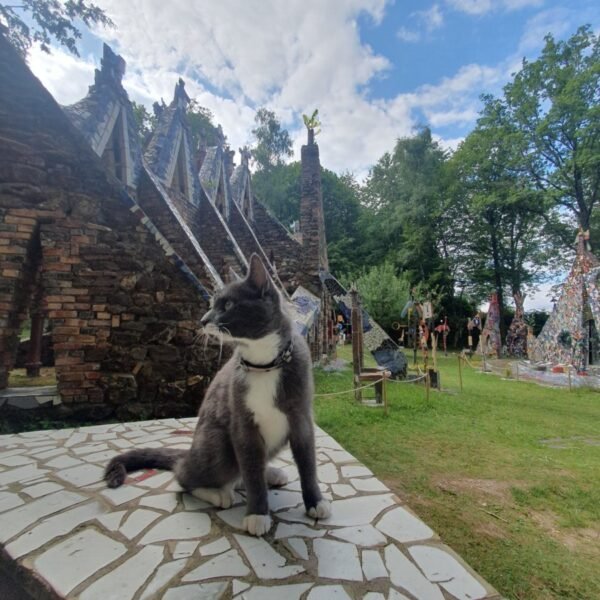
[28,46,97,105]
[446,0,543,16]
[31,0,406,175]
[517,7,574,53]
[417,4,445,32]
[398,4,444,43]
[525,282,557,311]
[397,26,421,43]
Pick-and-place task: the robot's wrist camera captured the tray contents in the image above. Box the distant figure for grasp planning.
[435,317,450,355]
[467,312,482,351]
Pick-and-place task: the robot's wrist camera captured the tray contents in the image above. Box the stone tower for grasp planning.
[300,128,332,358]
[300,128,329,291]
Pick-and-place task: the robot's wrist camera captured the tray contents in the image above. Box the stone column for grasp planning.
[300,132,329,289]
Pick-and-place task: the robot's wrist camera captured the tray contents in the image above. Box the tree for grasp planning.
[187,101,223,148]
[1,0,113,58]
[131,101,156,142]
[252,162,367,274]
[361,127,452,294]
[351,262,411,332]
[251,108,293,171]
[503,25,600,233]
[448,97,554,334]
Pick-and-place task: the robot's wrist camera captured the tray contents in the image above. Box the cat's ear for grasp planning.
[247,254,270,293]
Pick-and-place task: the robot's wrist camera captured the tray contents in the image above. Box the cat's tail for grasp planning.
[104,448,187,488]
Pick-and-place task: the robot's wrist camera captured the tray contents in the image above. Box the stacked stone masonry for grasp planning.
[0,35,218,415]
[0,419,501,600]
[0,31,405,418]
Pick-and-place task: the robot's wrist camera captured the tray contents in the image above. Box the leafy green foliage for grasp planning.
[131,101,156,142]
[251,107,293,171]
[1,0,113,58]
[302,108,321,136]
[187,100,223,148]
[361,127,453,295]
[253,162,367,274]
[351,262,411,331]
[447,97,556,316]
[502,26,600,231]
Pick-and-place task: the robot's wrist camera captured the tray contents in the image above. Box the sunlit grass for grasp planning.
[8,367,57,388]
[314,345,600,600]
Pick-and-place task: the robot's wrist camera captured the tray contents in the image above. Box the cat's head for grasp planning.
[200,254,283,341]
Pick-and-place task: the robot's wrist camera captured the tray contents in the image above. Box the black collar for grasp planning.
[240,339,294,372]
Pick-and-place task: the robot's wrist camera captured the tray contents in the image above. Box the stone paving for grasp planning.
[0,419,501,599]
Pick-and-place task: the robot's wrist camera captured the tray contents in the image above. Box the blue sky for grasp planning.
[22,0,599,308]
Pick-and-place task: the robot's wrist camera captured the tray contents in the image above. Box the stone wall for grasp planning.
[250,202,303,294]
[183,195,245,282]
[136,169,216,291]
[0,33,218,420]
[300,142,329,290]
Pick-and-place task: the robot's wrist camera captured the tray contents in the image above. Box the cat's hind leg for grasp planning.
[266,466,288,487]
[191,482,235,509]
[174,436,238,509]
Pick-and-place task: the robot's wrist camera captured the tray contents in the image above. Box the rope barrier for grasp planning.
[313,379,383,398]
[388,373,427,384]
[460,354,480,370]
[314,371,428,398]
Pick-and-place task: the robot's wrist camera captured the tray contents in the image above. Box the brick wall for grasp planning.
[250,203,304,294]
[0,33,219,420]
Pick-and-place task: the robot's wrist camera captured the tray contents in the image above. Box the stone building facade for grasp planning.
[0,37,340,419]
[0,36,404,419]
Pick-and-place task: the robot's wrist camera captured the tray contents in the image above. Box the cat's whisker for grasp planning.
[217,330,224,365]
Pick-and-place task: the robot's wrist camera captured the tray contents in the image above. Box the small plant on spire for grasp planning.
[302,109,321,144]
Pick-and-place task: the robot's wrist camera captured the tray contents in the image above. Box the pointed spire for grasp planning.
[172,78,190,109]
[239,146,251,167]
[153,99,166,119]
[95,43,126,87]
[216,124,226,148]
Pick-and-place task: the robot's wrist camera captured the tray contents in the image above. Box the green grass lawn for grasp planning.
[314,346,600,600]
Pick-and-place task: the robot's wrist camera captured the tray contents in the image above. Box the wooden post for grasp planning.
[515,361,519,381]
[425,370,430,403]
[568,366,572,392]
[383,372,389,416]
[350,285,362,403]
[458,354,463,392]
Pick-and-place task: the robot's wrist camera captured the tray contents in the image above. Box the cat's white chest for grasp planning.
[244,370,288,452]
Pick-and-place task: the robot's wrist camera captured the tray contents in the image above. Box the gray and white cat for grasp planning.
[105,254,331,536]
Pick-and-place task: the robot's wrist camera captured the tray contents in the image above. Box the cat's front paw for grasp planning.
[243,514,272,536]
[307,499,331,520]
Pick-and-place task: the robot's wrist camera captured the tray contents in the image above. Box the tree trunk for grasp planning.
[490,228,505,341]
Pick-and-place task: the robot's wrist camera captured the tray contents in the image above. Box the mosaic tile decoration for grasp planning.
[478,293,501,357]
[531,246,600,370]
[0,420,500,600]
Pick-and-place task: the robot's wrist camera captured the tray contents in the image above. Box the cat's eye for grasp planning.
[224,300,234,311]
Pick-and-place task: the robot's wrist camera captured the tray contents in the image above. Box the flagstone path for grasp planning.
[0,418,501,599]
